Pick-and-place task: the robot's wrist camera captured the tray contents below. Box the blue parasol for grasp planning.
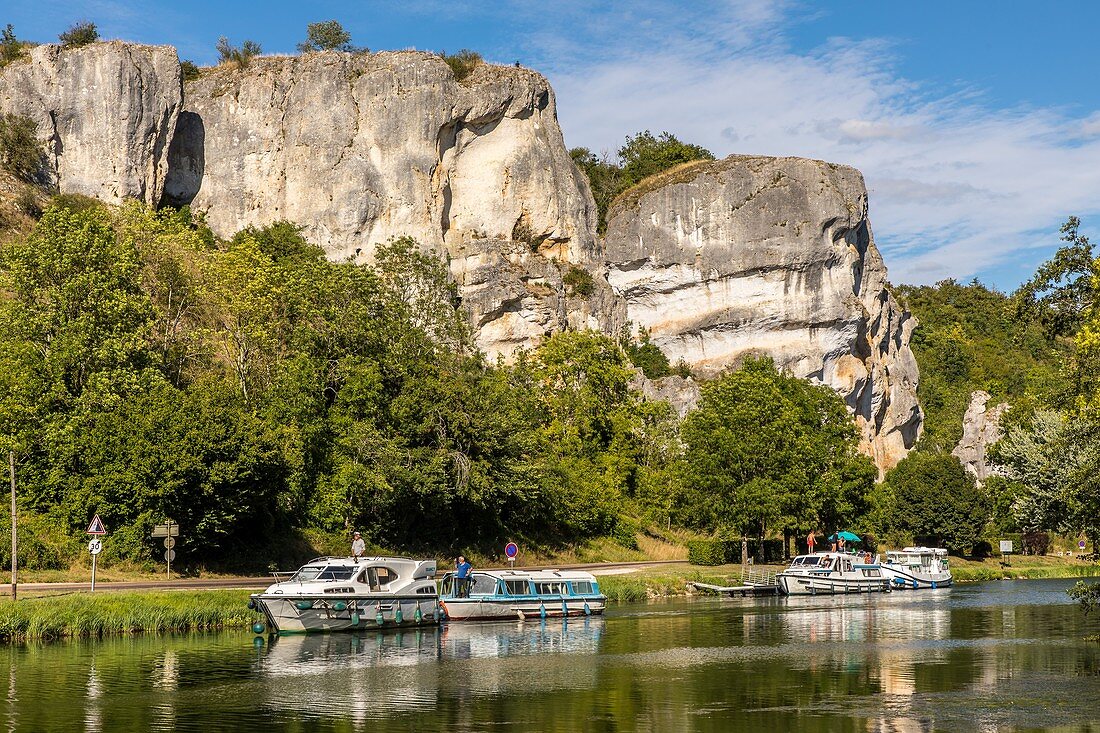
[828,531,861,542]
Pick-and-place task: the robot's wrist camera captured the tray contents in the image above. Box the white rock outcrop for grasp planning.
[604,156,922,472]
[164,52,613,358]
[953,390,1008,481]
[0,42,181,205]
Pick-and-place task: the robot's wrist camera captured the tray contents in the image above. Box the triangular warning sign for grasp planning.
[86,514,107,535]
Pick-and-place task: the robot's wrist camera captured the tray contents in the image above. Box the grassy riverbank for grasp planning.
[0,590,255,642]
[950,555,1100,582]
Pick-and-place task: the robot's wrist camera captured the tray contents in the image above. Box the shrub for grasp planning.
[687,538,725,565]
[1,24,25,66]
[622,326,671,378]
[58,21,99,48]
[298,20,354,52]
[1022,531,1050,556]
[15,187,41,218]
[563,265,596,297]
[48,192,103,213]
[180,60,201,81]
[443,49,482,83]
[216,37,262,67]
[0,113,45,183]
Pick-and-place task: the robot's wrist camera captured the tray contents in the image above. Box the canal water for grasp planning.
[1,578,1097,732]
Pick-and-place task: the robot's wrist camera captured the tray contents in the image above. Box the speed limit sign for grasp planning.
[88,538,103,555]
[163,537,176,549]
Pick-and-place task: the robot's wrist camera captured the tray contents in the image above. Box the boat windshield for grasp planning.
[317,566,357,581]
[291,566,324,582]
[791,556,821,566]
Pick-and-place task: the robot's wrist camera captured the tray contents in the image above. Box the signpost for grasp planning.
[505,541,519,569]
[999,539,1014,567]
[86,514,107,591]
[151,520,180,579]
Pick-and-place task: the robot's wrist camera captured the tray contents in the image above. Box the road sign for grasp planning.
[151,524,180,537]
[164,549,176,562]
[1081,540,1088,550]
[86,514,107,535]
[88,539,103,555]
[505,542,519,559]
[163,537,176,549]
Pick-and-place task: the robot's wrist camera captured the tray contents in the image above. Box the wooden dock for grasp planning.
[688,567,781,597]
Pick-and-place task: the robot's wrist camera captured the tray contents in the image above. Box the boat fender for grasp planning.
[931,581,937,589]
[517,609,526,621]
[333,601,347,612]
[295,600,314,610]
[539,602,547,620]
[562,600,569,617]
[584,602,591,616]
[375,605,385,627]
[247,599,257,611]
[414,605,423,623]
[350,612,360,626]
[251,622,266,635]
[912,579,918,589]
[395,607,404,624]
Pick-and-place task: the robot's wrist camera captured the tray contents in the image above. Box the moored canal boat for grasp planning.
[249,556,439,633]
[880,547,952,589]
[776,552,892,595]
[438,568,607,621]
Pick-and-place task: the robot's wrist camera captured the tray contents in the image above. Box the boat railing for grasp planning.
[741,566,778,587]
[269,571,296,581]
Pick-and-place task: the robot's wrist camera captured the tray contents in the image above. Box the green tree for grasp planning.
[618,130,714,188]
[298,20,355,52]
[681,358,872,562]
[1,24,25,66]
[1014,217,1097,341]
[216,37,262,66]
[570,147,623,234]
[58,21,98,48]
[0,113,45,183]
[880,452,988,554]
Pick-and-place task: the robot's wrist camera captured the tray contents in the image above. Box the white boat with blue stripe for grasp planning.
[439,569,607,621]
[776,552,892,595]
[881,547,952,589]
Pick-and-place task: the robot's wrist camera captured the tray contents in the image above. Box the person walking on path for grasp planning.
[455,556,472,597]
[807,530,817,554]
[351,531,366,560]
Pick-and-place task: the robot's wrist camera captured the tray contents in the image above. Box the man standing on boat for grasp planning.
[807,530,817,554]
[455,556,472,597]
[351,531,365,561]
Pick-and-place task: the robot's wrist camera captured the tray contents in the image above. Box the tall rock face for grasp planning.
[604,156,922,472]
[164,52,615,358]
[0,42,181,205]
[953,391,1008,481]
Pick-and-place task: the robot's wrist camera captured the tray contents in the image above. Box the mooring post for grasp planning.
[9,450,16,602]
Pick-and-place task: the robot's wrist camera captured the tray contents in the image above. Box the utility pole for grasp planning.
[9,450,16,602]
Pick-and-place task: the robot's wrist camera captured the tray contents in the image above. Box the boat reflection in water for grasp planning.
[254,617,605,723]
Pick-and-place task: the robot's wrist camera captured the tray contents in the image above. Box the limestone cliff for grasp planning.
[604,156,922,472]
[164,52,615,358]
[953,391,1008,481]
[0,42,181,205]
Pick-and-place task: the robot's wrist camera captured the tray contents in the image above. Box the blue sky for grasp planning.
[6,0,1100,288]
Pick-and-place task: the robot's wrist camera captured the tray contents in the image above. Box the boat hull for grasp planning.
[881,566,953,590]
[777,574,892,596]
[251,594,439,634]
[440,596,607,622]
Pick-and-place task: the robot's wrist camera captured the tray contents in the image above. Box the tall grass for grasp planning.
[0,590,254,642]
[953,564,1100,582]
[598,570,734,602]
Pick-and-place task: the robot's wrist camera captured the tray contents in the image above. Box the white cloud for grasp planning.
[532,2,1100,287]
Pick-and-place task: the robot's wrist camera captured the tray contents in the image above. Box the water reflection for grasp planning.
[0,580,1096,732]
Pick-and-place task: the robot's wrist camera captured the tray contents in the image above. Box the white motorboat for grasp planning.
[438,568,607,621]
[880,547,952,589]
[776,551,892,595]
[249,556,439,633]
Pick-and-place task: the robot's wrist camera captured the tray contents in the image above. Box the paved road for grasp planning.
[16,559,690,594]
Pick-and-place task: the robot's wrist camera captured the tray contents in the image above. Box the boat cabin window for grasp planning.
[571,581,595,594]
[440,574,453,595]
[468,574,498,595]
[534,581,568,595]
[504,579,531,595]
[792,556,820,566]
[317,566,356,581]
[292,566,324,582]
[358,565,399,590]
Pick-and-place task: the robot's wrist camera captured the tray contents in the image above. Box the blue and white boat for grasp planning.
[438,568,607,621]
[881,547,952,589]
[776,551,892,595]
